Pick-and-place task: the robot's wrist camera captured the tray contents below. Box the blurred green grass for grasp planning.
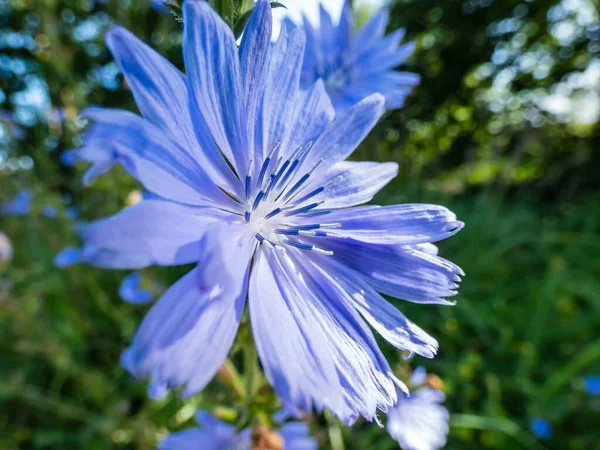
[1,179,599,449]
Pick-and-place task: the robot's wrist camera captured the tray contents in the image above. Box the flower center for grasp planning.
[324,67,349,93]
[236,141,343,255]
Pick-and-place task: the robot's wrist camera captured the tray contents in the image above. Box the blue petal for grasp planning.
[303,161,398,209]
[239,0,272,153]
[311,254,439,358]
[183,1,248,176]
[283,79,334,162]
[81,200,226,269]
[352,10,389,56]
[106,26,197,153]
[357,41,417,76]
[324,239,463,305]
[123,225,253,399]
[81,107,230,207]
[337,1,354,49]
[303,94,385,173]
[293,251,407,421]
[250,245,404,424]
[313,204,464,245]
[119,273,154,304]
[254,19,306,170]
[106,26,238,192]
[54,247,83,267]
[318,4,339,61]
[249,246,344,417]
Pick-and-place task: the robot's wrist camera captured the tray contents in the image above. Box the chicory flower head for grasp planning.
[583,375,600,396]
[387,367,449,450]
[66,0,463,424]
[530,418,552,440]
[159,411,316,450]
[298,1,420,111]
[1,190,32,216]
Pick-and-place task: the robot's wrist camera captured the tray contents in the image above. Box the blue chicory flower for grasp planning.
[1,190,32,216]
[297,1,420,112]
[65,207,79,220]
[0,231,13,262]
[54,246,83,267]
[42,205,57,219]
[119,272,154,304]
[583,375,600,396]
[64,0,463,424]
[159,411,316,450]
[387,367,449,450]
[530,418,552,440]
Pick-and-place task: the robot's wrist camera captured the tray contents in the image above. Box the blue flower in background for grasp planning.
[54,246,83,267]
[298,1,419,112]
[531,418,552,440]
[65,0,463,424]
[583,375,600,395]
[159,411,316,450]
[65,207,79,220]
[119,272,154,304]
[1,190,32,216]
[42,205,57,219]
[387,367,449,450]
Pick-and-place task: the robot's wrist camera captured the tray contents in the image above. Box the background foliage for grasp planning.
[1,0,599,449]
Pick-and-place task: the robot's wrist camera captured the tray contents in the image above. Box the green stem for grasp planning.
[244,336,259,408]
[325,410,346,450]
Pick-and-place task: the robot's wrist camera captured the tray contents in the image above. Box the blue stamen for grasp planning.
[284,202,321,216]
[245,211,251,222]
[265,207,281,219]
[256,157,271,188]
[255,233,265,242]
[285,224,321,230]
[283,240,313,251]
[300,209,332,217]
[245,175,252,200]
[283,173,310,201]
[290,186,325,206]
[276,229,299,235]
[252,191,265,210]
[271,160,290,188]
[276,158,300,192]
